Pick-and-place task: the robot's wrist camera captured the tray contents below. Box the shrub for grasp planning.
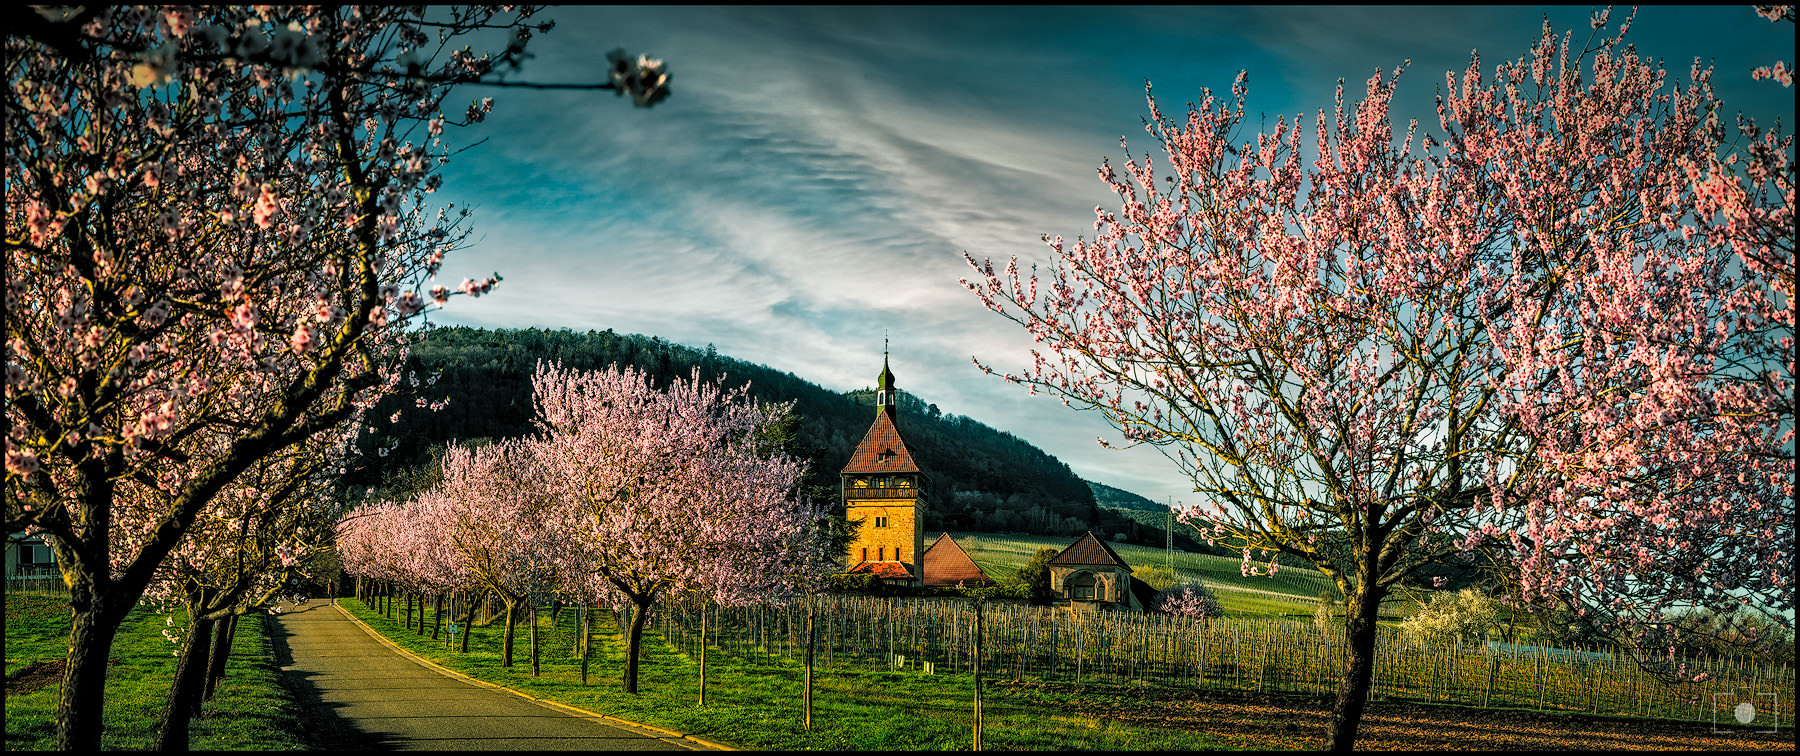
[1136,566,1178,592]
[1152,581,1222,620]
[1015,548,1060,605]
[1398,588,1497,648]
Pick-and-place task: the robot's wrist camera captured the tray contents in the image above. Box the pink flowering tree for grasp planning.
[529,362,836,694]
[428,439,566,669]
[3,6,670,749]
[139,435,346,750]
[1152,581,1222,621]
[962,10,1790,750]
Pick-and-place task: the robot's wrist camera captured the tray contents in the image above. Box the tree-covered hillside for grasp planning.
[350,326,1157,539]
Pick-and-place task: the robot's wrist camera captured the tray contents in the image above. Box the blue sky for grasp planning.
[423,5,1794,506]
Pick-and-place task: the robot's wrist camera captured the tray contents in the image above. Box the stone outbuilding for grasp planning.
[1048,531,1158,612]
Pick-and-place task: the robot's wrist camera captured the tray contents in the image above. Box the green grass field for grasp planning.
[339,597,1227,750]
[3,593,313,751]
[949,532,1415,620]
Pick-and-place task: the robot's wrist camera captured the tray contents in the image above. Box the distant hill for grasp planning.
[350,326,1158,540]
[1088,481,1168,512]
[1085,481,1228,555]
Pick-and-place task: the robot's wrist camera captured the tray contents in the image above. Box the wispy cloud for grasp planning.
[422,5,1794,505]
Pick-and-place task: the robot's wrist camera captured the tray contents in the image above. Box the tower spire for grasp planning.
[877,336,896,412]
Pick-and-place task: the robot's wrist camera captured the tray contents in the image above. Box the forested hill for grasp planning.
[349,326,1156,539]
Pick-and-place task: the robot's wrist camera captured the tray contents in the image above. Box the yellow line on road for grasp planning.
[328,599,736,751]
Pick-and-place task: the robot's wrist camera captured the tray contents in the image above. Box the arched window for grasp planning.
[1070,573,1098,600]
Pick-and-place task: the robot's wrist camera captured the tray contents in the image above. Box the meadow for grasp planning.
[950,531,1404,619]
[336,597,1226,750]
[2,592,314,750]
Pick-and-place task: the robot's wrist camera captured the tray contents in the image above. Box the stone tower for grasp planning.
[840,352,927,585]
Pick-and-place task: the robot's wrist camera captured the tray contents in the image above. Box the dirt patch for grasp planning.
[993,681,1796,751]
[6,659,66,696]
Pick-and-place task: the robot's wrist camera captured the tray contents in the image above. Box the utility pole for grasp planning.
[1165,497,1174,571]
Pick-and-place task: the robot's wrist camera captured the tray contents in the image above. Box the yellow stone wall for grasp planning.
[846,497,924,574]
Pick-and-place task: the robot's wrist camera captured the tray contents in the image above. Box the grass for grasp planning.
[3,593,314,751]
[950,531,1416,620]
[340,596,1228,750]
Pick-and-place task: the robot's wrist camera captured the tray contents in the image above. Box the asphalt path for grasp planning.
[266,599,713,751]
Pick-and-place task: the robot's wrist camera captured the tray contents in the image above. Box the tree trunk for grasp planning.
[201,612,236,703]
[460,594,480,654]
[580,603,592,685]
[501,598,520,668]
[432,593,444,640]
[698,602,709,706]
[623,598,653,694]
[530,603,541,677]
[153,609,216,751]
[57,595,129,752]
[1325,582,1385,751]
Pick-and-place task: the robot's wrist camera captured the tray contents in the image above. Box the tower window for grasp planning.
[862,547,868,562]
[875,516,888,528]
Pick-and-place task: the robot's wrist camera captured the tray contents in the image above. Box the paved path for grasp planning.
[267,599,711,751]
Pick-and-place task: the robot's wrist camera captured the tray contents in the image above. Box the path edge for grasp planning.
[328,599,738,751]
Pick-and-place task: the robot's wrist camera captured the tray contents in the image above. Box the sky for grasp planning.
[421,5,1795,507]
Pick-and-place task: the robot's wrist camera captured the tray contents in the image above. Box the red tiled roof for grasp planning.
[847,561,915,580]
[921,533,993,587]
[1048,531,1132,570]
[841,408,921,474]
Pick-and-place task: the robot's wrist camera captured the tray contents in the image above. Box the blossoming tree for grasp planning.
[142,435,345,750]
[962,10,1790,750]
[529,363,836,694]
[3,6,670,749]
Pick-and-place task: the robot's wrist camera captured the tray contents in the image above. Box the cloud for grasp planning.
[421,5,1794,507]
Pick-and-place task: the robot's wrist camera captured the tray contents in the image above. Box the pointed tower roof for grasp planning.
[921,533,994,587]
[843,349,920,475]
[842,409,920,474]
[1048,531,1132,571]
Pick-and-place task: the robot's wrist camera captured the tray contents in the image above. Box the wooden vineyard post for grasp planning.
[973,599,984,752]
[699,601,709,707]
[804,597,816,731]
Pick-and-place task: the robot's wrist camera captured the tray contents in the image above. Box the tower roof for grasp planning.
[878,352,896,391]
[921,533,993,587]
[841,409,920,474]
[1048,531,1132,570]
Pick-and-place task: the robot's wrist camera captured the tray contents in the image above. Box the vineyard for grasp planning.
[656,594,1795,728]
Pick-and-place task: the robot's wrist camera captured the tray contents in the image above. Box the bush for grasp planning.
[1151,582,1222,620]
[1312,592,1338,635]
[1136,566,1178,592]
[1398,588,1497,648]
[827,572,880,593]
[1016,548,1060,605]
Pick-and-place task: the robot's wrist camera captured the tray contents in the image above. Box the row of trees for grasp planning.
[4,6,671,750]
[336,363,838,693]
[964,7,1793,751]
[346,325,1113,535]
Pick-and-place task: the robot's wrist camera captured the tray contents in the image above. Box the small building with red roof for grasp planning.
[1048,531,1156,611]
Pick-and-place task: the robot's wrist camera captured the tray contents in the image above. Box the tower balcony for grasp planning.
[842,486,923,500]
